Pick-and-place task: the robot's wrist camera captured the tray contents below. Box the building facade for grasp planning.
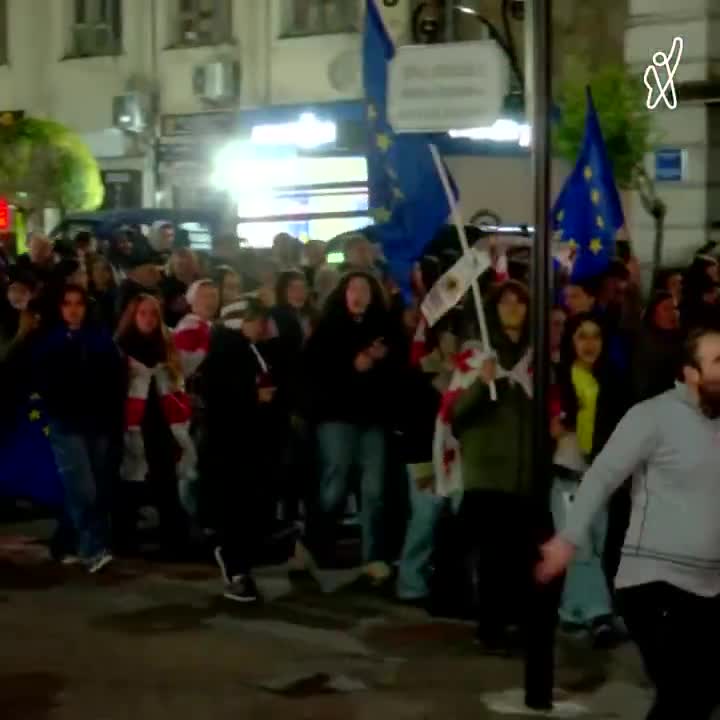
[4,0,710,266]
[0,0,563,246]
[624,0,720,268]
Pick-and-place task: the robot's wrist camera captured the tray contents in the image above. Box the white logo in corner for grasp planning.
[644,37,683,110]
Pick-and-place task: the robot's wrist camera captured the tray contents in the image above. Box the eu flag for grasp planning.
[0,394,63,507]
[552,88,624,281]
[363,0,456,295]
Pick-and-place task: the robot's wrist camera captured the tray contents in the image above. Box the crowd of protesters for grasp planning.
[1,224,720,711]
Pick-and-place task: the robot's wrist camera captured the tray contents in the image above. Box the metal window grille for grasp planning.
[283,0,359,38]
[178,0,231,46]
[72,0,122,57]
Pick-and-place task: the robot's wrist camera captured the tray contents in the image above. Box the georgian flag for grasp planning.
[432,343,533,498]
[173,313,211,379]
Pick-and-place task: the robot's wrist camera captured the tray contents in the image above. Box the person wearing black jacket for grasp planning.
[395,315,457,604]
[268,270,317,522]
[34,284,124,572]
[201,298,287,603]
[631,291,683,403]
[302,271,398,581]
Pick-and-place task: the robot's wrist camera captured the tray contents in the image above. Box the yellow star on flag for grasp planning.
[386,165,398,180]
[30,393,41,401]
[392,186,405,200]
[591,189,601,205]
[28,409,41,422]
[43,426,50,437]
[367,104,378,122]
[556,210,565,223]
[584,165,593,181]
[373,207,392,223]
[567,238,578,249]
[376,133,391,153]
[589,238,603,254]
[596,215,605,229]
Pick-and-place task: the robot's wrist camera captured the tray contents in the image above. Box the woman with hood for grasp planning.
[115,294,195,556]
[302,271,398,584]
[444,281,558,672]
[550,312,626,647]
[631,291,683,402]
[34,284,123,572]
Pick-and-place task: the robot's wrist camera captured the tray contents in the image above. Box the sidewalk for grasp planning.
[0,525,654,720]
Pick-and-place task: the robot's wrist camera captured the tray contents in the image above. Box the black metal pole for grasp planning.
[524,0,556,711]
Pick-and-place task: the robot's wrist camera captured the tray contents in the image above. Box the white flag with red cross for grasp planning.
[432,343,533,498]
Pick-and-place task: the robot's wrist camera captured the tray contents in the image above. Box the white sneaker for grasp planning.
[88,551,113,574]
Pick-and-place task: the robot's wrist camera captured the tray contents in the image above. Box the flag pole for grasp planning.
[525,0,556,711]
[429,143,497,401]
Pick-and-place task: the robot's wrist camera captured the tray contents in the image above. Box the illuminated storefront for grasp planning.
[160,100,532,250]
[211,112,371,248]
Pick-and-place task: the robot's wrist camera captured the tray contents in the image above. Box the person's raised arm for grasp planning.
[537,401,658,583]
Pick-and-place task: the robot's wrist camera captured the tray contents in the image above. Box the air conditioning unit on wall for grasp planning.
[193,60,240,105]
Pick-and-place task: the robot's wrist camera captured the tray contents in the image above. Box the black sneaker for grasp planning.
[591,617,626,650]
[224,575,260,604]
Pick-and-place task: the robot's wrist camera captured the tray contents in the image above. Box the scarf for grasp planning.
[433,343,533,498]
[173,313,211,379]
[121,358,197,513]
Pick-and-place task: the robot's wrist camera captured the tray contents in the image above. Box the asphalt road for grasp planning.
[0,521,656,720]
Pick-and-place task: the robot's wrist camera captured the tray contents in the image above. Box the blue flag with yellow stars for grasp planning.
[363,0,456,296]
[0,393,63,507]
[552,88,624,282]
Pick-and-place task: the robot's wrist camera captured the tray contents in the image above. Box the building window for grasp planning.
[282,0,360,38]
[71,0,122,57]
[177,0,232,46]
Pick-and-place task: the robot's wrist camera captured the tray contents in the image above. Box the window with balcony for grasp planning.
[71,0,122,57]
[282,0,360,38]
[176,0,232,46]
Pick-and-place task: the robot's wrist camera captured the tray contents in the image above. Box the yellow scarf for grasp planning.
[571,363,599,456]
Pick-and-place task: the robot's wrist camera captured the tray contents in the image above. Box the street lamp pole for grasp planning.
[525,0,556,710]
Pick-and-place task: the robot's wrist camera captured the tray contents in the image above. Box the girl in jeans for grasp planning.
[302,272,398,585]
[550,312,626,647]
[35,284,124,572]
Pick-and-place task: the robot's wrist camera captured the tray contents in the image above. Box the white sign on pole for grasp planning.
[388,41,510,133]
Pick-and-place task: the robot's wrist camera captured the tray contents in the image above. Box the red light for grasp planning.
[0,198,9,232]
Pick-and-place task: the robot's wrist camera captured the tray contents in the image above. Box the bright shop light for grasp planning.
[210,141,299,192]
[251,113,337,149]
[449,119,531,147]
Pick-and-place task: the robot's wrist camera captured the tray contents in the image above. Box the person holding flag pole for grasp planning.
[363,0,559,712]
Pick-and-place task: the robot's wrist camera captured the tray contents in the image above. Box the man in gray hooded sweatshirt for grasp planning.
[537,327,720,720]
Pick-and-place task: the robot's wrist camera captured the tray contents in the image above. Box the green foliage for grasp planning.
[0,117,104,213]
[554,60,655,189]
